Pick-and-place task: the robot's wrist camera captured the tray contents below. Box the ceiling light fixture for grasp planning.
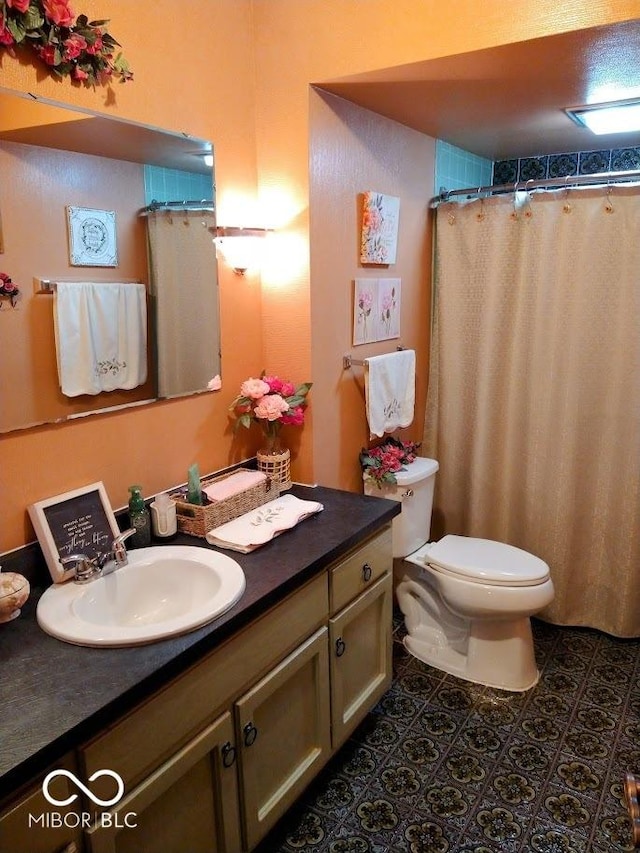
[566,99,640,135]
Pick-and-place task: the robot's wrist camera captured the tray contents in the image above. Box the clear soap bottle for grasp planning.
[128,485,151,548]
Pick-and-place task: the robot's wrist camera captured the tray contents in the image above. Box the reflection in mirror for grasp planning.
[0,88,219,434]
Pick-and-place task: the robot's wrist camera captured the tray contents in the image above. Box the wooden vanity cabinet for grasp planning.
[1,524,393,853]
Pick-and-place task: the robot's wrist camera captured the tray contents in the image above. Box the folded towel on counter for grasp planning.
[54,281,147,396]
[206,493,324,553]
[365,349,416,437]
[203,470,267,502]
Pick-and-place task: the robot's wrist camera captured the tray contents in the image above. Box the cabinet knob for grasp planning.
[362,563,372,582]
[335,637,346,657]
[243,722,258,747]
[402,488,414,498]
[221,740,237,767]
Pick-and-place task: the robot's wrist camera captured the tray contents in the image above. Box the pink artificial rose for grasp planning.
[280,381,296,397]
[42,0,75,27]
[38,44,58,65]
[263,375,283,394]
[6,0,30,11]
[72,65,88,81]
[254,394,289,422]
[63,33,87,60]
[281,406,305,426]
[207,374,222,391]
[0,24,14,45]
[85,31,103,54]
[240,378,270,399]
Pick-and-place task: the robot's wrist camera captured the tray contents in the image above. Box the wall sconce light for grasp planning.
[211,226,271,275]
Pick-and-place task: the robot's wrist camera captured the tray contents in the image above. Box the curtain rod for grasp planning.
[430,168,640,207]
[139,200,214,215]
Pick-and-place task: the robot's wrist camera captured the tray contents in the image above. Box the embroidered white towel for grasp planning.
[54,282,147,396]
[364,349,416,437]
[205,493,324,553]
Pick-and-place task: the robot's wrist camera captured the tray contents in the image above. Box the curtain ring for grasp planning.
[604,184,614,213]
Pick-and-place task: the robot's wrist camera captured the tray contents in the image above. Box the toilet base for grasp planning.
[403,616,540,692]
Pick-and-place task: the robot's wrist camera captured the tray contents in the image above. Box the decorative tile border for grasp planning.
[493,146,640,185]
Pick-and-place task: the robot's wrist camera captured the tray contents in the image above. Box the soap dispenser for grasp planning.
[128,485,151,548]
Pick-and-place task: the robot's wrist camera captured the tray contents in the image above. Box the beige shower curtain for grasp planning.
[425,186,640,637]
[146,210,220,398]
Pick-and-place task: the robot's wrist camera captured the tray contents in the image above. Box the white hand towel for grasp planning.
[54,282,147,396]
[206,494,324,553]
[364,349,415,437]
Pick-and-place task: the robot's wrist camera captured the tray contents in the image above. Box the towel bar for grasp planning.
[343,345,405,370]
[34,277,143,294]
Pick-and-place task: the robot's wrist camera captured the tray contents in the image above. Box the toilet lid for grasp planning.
[424,535,550,586]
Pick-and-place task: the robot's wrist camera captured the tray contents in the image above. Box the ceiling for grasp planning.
[318,20,640,161]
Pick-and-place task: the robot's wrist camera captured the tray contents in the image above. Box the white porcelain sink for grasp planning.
[36,546,246,647]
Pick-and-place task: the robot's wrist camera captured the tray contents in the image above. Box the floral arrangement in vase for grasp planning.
[360,436,421,488]
[0,0,132,85]
[229,372,312,450]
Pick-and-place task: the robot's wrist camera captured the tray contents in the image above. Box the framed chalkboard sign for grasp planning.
[29,482,120,584]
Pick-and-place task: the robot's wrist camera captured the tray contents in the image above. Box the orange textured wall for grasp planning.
[250,0,638,487]
[0,0,259,551]
[308,91,434,490]
[2,0,637,551]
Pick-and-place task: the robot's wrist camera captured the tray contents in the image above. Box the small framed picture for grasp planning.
[28,482,120,584]
[67,206,118,267]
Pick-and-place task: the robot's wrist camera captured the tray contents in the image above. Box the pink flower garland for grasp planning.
[0,0,132,85]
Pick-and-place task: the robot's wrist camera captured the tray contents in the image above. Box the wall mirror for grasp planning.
[0,87,220,434]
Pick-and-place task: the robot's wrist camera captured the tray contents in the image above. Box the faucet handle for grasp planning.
[60,553,100,584]
[112,528,136,563]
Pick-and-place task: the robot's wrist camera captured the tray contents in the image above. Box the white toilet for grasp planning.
[364,457,554,691]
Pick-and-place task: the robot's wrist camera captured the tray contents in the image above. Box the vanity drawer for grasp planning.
[329,526,392,614]
[81,572,328,793]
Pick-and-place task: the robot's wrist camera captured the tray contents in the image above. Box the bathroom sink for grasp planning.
[36,546,246,647]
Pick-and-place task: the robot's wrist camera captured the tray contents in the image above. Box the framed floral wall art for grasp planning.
[67,206,118,267]
[360,191,400,265]
[353,278,401,345]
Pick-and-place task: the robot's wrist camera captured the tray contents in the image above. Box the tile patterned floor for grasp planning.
[256,613,639,852]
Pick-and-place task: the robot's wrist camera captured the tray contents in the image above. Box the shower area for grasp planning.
[139,160,220,400]
[425,164,640,638]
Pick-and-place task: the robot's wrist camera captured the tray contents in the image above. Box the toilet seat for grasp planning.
[412,535,550,587]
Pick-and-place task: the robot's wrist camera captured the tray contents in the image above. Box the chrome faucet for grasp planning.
[60,528,137,584]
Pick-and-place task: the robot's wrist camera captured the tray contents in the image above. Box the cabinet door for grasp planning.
[329,572,393,749]
[86,712,240,853]
[0,754,82,853]
[235,627,330,851]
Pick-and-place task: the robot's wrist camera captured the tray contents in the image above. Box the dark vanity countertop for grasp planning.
[0,485,399,800]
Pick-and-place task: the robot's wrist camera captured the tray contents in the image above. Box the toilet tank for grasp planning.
[364,457,439,558]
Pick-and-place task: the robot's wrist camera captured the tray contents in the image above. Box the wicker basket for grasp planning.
[172,468,280,539]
